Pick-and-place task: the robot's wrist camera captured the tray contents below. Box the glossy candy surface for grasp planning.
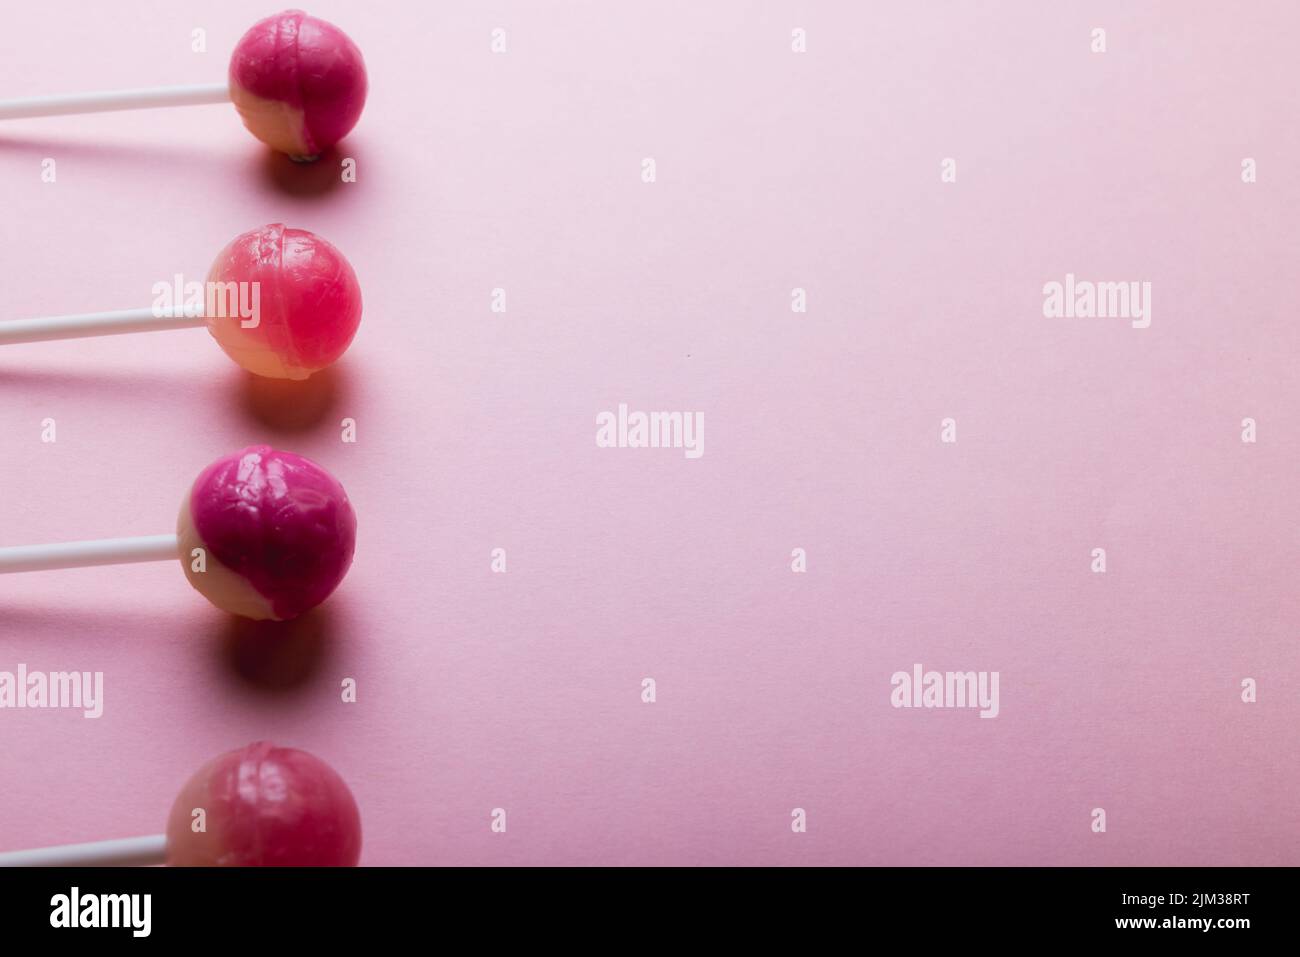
[177,445,357,620]
[205,223,362,380]
[228,9,367,160]
[165,742,362,866]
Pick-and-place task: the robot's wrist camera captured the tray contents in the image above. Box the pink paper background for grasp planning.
[1,0,1297,866]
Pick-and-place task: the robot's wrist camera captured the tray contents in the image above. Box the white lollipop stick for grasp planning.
[0,83,229,120]
[0,835,167,867]
[0,307,207,346]
[0,535,179,574]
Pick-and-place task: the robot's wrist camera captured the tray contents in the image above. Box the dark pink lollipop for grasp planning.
[178,445,358,621]
[229,9,369,160]
[0,743,362,867]
[0,9,367,161]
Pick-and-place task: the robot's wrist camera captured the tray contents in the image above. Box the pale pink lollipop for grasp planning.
[205,223,364,380]
[0,743,362,867]
[0,223,362,380]
[0,10,367,161]
[0,445,357,621]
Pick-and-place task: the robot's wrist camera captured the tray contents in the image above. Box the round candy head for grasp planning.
[205,223,362,380]
[177,445,357,621]
[166,742,362,866]
[228,9,367,160]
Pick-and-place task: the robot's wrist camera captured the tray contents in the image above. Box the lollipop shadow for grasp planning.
[255,144,355,198]
[217,605,336,691]
[236,364,348,435]
[0,604,165,641]
[0,364,200,403]
[0,133,233,173]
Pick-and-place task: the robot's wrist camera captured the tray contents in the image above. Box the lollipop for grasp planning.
[0,743,362,867]
[0,446,356,621]
[0,223,362,380]
[0,10,367,161]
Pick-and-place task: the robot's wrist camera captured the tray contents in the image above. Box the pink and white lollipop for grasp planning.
[0,223,362,381]
[0,743,362,867]
[0,445,357,621]
[227,10,368,161]
[0,10,367,161]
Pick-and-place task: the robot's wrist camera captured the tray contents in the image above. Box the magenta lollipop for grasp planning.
[0,445,356,621]
[178,445,358,620]
[228,10,368,161]
[0,9,366,161]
